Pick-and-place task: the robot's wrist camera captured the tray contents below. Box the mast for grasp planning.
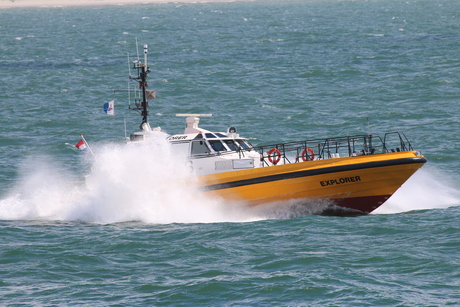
[132,44,151,130]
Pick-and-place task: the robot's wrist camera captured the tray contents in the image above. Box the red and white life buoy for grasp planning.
[301,148,315,161]
[267,148,281,165]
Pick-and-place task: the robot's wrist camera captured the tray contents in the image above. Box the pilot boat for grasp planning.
[125,45,426,216]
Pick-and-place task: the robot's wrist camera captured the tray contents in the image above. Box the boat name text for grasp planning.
[169,136,188,140]
[320,176,361,187]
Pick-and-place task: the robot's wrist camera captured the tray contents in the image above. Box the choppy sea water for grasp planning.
[1,0,460,305]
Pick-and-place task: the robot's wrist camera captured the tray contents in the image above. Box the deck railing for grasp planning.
[251,132,414,166]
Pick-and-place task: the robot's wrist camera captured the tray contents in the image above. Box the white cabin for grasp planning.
[128,116,261,176]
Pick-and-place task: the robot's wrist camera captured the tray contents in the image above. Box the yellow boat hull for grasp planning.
[198,151,426,215]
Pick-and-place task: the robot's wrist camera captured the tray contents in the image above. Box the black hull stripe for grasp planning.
[203,157,427,192]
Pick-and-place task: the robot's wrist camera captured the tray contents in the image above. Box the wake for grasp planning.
[373,166,460,214]
[1,137,458,223]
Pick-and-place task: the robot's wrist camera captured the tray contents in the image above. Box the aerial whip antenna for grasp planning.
[135,37,140,61]
[367,117,370,135]
[144,44,148,68]
[127,53,131,108]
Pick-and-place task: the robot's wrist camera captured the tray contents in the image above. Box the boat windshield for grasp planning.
[223,140,238,151]
[236,139,252,150]
[205,133,216,138]
[191,140,210,156]
[208,140,226,152]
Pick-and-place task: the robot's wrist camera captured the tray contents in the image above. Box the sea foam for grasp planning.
[373,166,460,214]
[1,137,458,223]
[0,135,262,224]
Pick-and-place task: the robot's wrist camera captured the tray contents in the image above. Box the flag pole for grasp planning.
[80,134,96,159]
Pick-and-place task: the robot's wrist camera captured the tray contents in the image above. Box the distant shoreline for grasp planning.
[0,0,247,9]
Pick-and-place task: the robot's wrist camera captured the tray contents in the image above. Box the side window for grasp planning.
[208,140,226,152]
[223,140,238,151]
[171,142,190,157]
[236,139,251,150]
[191,140,210,156]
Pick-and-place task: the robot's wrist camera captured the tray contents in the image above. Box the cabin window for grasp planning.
[130,134,144,142]
[205,133,216,138]
[171,142,190,157]
[223,140,238,151]
[191,140,210,156]
[236,139,251,150]
[215,133,227,138]
[208,140,226,152]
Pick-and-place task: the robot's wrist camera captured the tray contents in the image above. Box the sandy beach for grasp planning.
[0,0,246,9]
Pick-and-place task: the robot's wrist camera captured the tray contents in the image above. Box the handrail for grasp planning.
[253,132,414,166]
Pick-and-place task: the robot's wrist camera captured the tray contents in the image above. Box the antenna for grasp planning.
[144,45,148,68]
[127,53,131,108]
[135,37,140,61]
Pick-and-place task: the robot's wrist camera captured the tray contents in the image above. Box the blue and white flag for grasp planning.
[103,100,115,115]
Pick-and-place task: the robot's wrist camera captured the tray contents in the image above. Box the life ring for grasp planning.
[267,148,281,165]
[301,148,315,161]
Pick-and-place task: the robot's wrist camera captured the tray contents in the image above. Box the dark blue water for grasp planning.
[1,0,460,305]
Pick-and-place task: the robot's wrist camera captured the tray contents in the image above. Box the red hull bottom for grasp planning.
[321,195,391,216]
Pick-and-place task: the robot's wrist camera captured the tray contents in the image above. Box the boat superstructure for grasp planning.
[124,44,426,216]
